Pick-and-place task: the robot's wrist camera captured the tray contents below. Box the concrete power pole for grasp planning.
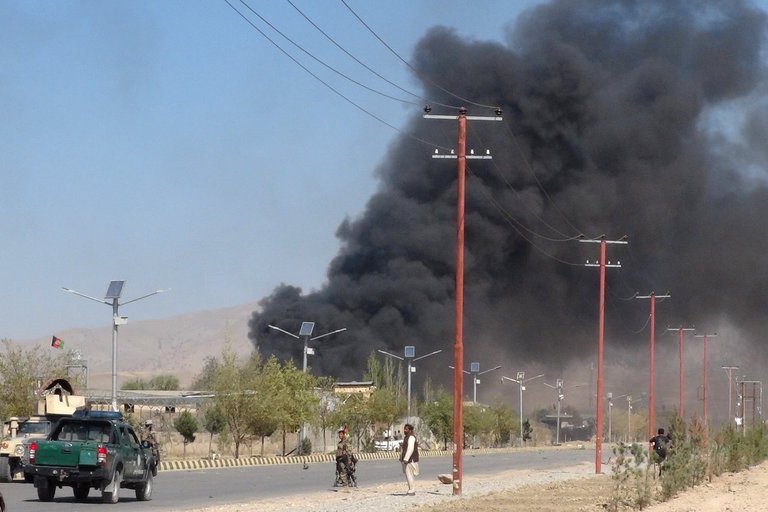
[667,327,695,418]
[635,292,670,440]
[580,235,628,474]
[424,105,502,496]
[694,333,717,423]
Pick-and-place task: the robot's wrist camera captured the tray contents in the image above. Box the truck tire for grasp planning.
[0,458,11,482]
[135,471,153,501]
[37,479,56,502]
[73,483,90,501]
[102,469,121,504]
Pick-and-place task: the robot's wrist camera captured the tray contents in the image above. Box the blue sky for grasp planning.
[0,0,544,340]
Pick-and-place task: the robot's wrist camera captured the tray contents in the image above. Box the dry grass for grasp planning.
[414,475,613,512]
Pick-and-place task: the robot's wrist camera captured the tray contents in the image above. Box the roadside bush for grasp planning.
[608,442,653,511]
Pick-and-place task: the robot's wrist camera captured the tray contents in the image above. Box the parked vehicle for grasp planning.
[374,438,402,451]
[0,378,85,482]
[25,408,155,503]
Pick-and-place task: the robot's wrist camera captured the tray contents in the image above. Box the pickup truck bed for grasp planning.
[25,410,155,504]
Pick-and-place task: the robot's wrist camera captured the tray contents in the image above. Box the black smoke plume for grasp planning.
[249,0,768,384]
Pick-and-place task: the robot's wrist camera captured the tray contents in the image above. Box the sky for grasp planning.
[0,0,544,340]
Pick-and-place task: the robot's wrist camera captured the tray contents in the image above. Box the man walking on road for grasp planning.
[399,423,419,496]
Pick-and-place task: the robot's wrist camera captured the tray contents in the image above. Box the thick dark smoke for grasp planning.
[249,0,768,385]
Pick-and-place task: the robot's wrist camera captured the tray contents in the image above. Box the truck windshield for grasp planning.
[55,423,112,443]
[18,422,50,435]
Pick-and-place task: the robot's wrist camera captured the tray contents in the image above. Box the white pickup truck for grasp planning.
[374,438,402,451]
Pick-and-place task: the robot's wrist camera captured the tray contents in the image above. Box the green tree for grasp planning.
[0,340,70,420]
[191,356,220,390]
[121,374,180,391]
[203,403,226,459]
[314,376,337,453]
[489,400,517,447]
[331,392,371,452]
[464,404,495,447]
[173,410,198,458]
[272,359,319,455]
[250,357,281,456]
[211,345,259,458]
[422,390,453,450]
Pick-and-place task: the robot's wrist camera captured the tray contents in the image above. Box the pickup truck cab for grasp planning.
[25,409,155,503]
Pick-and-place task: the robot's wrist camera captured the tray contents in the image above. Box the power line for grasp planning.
[221,0,445,150]
[339,0,500,111]
[500,121,585,235]
[468,123,581,240]
[238,0,418,106]
[465,166,584,266]
[284,0,460,111]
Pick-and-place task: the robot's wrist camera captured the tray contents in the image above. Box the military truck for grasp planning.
[25,408,155,503]
[0,378,85,482]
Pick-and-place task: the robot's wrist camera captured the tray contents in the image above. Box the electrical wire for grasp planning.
[465,164,584,266]
[238,0,419,106]
[284,0,461,111]
[501,121,585,235]
[469,124,582,241]
[222,0,448,151]
[339,0,501,111]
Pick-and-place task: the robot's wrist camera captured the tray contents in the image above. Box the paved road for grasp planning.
[1,448,595,511]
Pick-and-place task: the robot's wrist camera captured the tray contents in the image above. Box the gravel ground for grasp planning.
[178,461,596,512]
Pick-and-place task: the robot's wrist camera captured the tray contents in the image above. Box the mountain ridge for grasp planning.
[15,302,259,388]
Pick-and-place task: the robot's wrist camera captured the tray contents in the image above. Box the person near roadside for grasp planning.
[399,423,419,496]
[650,427,672,476]
[335,426,354,486]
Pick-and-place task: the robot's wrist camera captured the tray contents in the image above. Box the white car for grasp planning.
[374,438,402,451]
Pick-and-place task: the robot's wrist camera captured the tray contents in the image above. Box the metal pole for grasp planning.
[679,328,685,417]
[608,400,612,443]
[703,336,708,422]
[407,360,412,424]
[111,299,119,412]
[452,109,467,496]
[627,396,632,443]
[473,374,477,404]
[519,383,524,447]
[722,366,739,425]
[649,294,656,438]
[596,238,606,472]
[556,396,561,445]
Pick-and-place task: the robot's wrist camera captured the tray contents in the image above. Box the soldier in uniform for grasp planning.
[335,426,354,486]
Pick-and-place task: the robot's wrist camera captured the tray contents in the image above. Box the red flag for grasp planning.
[51,336,64,349]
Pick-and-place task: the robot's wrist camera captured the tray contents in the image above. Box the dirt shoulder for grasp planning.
[176,457,768,512]
[415,459,768,512]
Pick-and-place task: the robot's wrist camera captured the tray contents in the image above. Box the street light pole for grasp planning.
[722,365,740,425]
[379,347,442,424]
[63,282,167,411]
[469,363,501,403]
[268,322,346,454]
[502,372,544,447]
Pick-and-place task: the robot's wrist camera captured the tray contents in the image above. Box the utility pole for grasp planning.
[424,105,502,496]
[694,333,717,423]
[722,365,740,425]
[580,235,628,473]
[667,327,695,418]
[635,292,670,440]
